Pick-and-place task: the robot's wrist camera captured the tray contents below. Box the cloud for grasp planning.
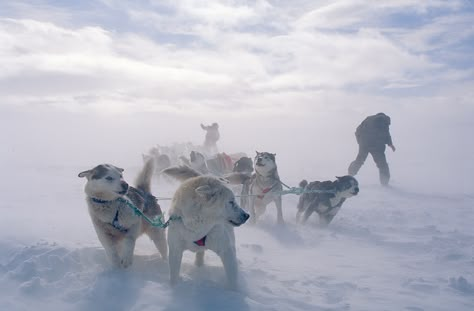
[0,0,472,117]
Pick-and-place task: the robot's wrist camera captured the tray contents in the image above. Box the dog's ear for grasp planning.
[272,153,276,157]
[195,185,217,197]
[78,170,92,178]
[255,151,260,155]
[114,166,124,173]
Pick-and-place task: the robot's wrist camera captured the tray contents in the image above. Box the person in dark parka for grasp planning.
[348,113,396,185]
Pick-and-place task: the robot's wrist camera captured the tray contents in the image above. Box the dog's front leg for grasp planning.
[195,251,205,266]
[168,244,184,286]
[274,196,284,225]
[296,209,302,223]
[94,225,121,267]
[148,227,168,260]
[240,181,250,212]
[100,238,121,267]
[119,235,137,268]
[296,196,306,223]
[218,247,238,290]
[319,213,335,227]
[302,205,315,224]
[248,195,257,224]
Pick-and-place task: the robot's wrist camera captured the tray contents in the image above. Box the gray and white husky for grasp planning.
[296,176,359,226]
[247,151,284,225]
[78,159,167,268]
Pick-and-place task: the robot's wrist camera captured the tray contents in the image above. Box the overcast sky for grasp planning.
[1,1,473,189]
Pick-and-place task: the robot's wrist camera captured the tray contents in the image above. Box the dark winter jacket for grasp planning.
[355,113,393,147]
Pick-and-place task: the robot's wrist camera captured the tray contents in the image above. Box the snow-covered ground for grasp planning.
[1,1,473,310]
[1,160,473,311]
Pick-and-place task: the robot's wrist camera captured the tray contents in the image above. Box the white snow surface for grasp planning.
[0,160,473,311]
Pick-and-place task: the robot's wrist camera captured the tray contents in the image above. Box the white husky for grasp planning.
[162,166,250,289]
[78,160,167,268]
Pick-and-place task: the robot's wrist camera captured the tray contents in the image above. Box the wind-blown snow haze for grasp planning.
[0,1,473,310]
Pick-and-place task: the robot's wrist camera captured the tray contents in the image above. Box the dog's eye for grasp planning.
[105,176,114,181]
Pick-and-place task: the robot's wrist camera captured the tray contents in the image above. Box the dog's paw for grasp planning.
[119,256,133,268]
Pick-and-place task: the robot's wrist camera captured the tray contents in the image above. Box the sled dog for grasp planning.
[247,152,284,224]
[78,160,167,268]
[162,165,249,289]
[142,147,172,182]
[296,176,359,226]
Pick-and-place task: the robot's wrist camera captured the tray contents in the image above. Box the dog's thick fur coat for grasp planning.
[163,165,249,289]
[247,152,284,224]
[78,160,167,268]
[296,175,359,226]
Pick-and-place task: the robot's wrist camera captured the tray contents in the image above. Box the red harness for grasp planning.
[257,187,273,200]
[194,236,207,246]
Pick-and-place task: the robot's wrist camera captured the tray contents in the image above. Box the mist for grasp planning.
[1,1,473,310]
[1,90,471,195]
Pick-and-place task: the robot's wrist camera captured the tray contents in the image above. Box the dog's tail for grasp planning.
[162,165,201,182]
[299,179,308,189]
[135,158,155,193]
[179,155,191,166]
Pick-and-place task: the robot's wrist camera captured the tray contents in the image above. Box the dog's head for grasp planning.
[156,154,171,169]
[233,156,253,174]
[190,151,206,165]
[178,177,250,229]
[254,151,277,174]
[78,164,129,201]
[189,150,208,173]
[335,175,359,197]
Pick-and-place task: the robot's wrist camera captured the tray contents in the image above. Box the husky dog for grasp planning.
[162,166,249,289]
[247,151,284,224]
[78,160,167,268]
[142,147,172,182]
[296,176,359,226]
[232,156,253,174]
[188,151,251,177]
[188,150,211,174]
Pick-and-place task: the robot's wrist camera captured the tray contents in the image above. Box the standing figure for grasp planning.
[201,122,220,155]
[348,113,396,186]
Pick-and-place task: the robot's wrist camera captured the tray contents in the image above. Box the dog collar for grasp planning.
[91,197,114,204]
[193,236,207,247]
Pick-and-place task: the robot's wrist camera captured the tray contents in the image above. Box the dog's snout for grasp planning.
[121,181,129,191]
[354,187,359,193]
[242,212,250,222]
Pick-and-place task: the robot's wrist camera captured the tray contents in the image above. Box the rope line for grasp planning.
[117,197,180,228]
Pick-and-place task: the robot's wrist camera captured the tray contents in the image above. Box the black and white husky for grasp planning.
[296,176,359,226]
[78,160,167,268]
[247,152,284,224]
